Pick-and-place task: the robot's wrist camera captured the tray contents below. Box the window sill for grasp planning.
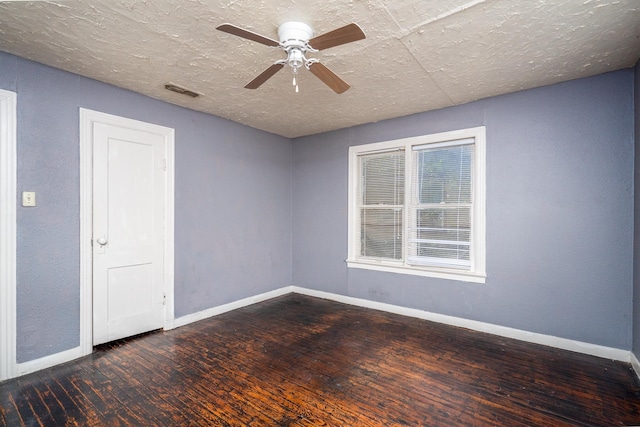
[346,259,486,284]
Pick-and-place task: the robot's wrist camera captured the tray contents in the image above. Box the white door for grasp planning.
[92,122,167,345]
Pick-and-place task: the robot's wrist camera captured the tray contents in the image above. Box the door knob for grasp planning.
[96,237,108,246]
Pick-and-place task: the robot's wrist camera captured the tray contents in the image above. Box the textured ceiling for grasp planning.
[0,0,639,138]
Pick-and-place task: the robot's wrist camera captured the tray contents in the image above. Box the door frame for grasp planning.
[79,108,175,355]
[0,89,17,380]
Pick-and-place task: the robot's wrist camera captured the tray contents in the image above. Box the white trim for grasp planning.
[412,137,475,151]
[291,287,630,362]
[173,286,293,328]
[471,127,486,277]
[7,285,634,378]
[16,346,84,377]
[79,108,175,354]
[346,260,486,283]
[79,110,93,356]
[347,126,486,283]
[11,286,292,378]
[163,128,176,331]
[631,352,640,381]
[0,89,17,381]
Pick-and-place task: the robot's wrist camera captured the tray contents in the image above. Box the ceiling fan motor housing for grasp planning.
[278,21,314,49]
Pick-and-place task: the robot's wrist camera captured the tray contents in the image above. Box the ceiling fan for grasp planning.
[216,21,365,94]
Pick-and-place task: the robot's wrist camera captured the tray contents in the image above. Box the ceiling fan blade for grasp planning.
[216,23,280,47]
[245,63,285,89]
[308,23,365,51]
[308,62,350,94]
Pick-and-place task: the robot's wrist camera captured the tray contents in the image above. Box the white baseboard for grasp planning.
[631,352,640,380]
[16,345,85,377]
[173,286,294,328]
[292,286,631,363]
[10,285,635,380]
[9,287,294,380]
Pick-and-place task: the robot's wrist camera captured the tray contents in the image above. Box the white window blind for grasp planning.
[347,126,485,283]
[358,150,404,260]
[408,141,474,269]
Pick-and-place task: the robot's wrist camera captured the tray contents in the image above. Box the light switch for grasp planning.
[22,191,36,207]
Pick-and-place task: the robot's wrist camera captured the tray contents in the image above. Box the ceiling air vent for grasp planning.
[164,83,200,98]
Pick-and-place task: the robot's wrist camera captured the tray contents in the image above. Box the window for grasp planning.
[347,127,486,283]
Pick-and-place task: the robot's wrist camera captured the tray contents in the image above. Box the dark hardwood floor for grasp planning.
[1,293,640,426]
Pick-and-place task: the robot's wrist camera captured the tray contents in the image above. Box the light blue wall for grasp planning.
[1,48,636,363]
[634,60,640,359]
[0,52,292,363]
[293,69,635,350]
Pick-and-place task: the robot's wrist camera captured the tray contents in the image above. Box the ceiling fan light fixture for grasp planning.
[287,48,304,68]
[287,48,304,92]
[278,22,313,94]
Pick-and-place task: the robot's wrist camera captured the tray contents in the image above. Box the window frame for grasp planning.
[347,126,486,283]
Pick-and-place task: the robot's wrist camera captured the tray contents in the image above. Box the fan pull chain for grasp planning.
[292,67,299,93]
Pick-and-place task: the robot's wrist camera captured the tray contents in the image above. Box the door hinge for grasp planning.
[162,292,167,305]
[161,159,167,171]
